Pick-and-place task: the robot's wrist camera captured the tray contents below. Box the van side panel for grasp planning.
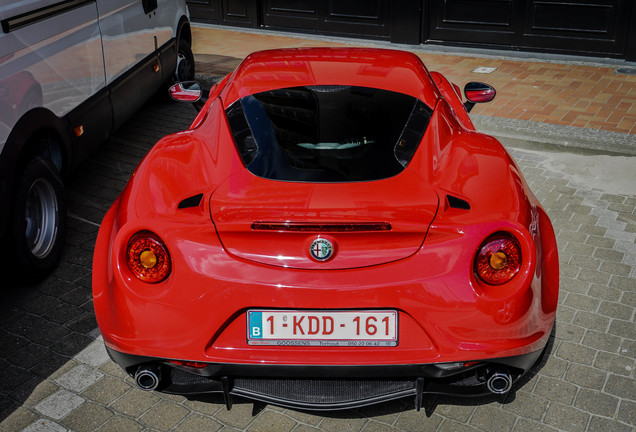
[0,0,106,155]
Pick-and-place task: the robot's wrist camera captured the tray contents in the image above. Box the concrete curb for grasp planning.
[472,114,636,156]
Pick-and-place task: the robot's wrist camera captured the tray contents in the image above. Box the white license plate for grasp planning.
[247,310,398,346]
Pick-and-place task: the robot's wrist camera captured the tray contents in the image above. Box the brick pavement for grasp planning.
[192,26,636,135]
[1,34,635,432]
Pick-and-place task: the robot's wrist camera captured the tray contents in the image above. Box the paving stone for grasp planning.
[318,414,367,432]
[593,248,625,262]
[246,410,297,432]
[554,322,585,342]
[437,419,480,432]
[55,364,104,392]
[617,400,636,426]
[95,416,143,432]
[139,400,190,430]
[597,301,633,320]
[587,416,633,432]
[81,375,132,405]
[512,418,558,432]
[605,375,636,400]
[594,352,635,376]
[9,379,58,408]
[354,399,405,424]
[35,389,85,420]
[572,311,609,332]
[585,236,615,248]
[22,420,68,432]
[556,341,597,365]
[174,413,223,432]
[578,269,612,285]
[622,292,636,308]
[569,255,602,271]
[543,403,590,432]
[280,408,323,426]
[359,420,401,432]
[561,278,590,295]
[469,405,517,432]
[539,355,568,379]
[582,330,622,353]
[74,340,109,368]
[109,388,159,417]
[433,400,476,423]
[50,332,94,357]
[556,305,576,323]
[609,319,636,339]
[394,410,443,431]
[573,389,619,417]
[600,261,632,276]
[621,339,636,359]
[182,395,225,416]
[533,376,577,405]
[0,407,39,432]
[61,402,113,432]
[565,364,607,390]
[292,425,323,432]
[213,402,260,430]
[98,360,129,379]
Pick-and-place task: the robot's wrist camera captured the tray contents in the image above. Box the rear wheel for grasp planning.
[11,156,66,282]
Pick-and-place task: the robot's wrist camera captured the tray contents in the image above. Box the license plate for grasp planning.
[247,310,398,346]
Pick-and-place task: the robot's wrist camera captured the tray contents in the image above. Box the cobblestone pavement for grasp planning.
[1,98,634,432]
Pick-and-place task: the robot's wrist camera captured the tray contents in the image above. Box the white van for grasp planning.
[0,0,194,281]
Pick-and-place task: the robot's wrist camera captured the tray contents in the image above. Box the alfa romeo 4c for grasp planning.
[93,48,559,411]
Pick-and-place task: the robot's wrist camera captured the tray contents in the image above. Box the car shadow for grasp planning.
[185,330,556,419]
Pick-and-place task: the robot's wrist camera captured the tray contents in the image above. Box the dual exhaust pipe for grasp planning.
[134,365,162,391]
[486,370,513,395]
[134,364,513,397]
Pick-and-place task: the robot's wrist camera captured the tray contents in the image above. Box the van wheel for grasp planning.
[175,38,195,82]
[11,157,66,282]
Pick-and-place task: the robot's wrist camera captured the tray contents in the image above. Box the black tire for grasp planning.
[175,38,195,82]
[10,156,66,282]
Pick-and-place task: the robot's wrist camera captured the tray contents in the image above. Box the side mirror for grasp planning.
[169,81,204,111]
[463,82,496,113]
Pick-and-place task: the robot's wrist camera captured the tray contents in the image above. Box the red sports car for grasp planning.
[92,48,559,411]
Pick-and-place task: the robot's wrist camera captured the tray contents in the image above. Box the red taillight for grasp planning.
[475,233,521,285]
[126,231,171,283]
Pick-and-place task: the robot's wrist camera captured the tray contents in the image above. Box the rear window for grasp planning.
[225,85,433,182]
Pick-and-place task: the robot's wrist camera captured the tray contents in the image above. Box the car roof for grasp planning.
[220,47,441,108]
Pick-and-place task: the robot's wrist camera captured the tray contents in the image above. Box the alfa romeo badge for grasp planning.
[310,238,333,261]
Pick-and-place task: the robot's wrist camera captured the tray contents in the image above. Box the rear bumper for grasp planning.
[106,346,546,411]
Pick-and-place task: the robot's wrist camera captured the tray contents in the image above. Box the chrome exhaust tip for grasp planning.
[486,371,513,395]
[134,365,162,391]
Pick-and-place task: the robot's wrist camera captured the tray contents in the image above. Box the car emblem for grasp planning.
[310,238,333,261]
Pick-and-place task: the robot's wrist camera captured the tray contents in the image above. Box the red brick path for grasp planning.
[193,27,636,135]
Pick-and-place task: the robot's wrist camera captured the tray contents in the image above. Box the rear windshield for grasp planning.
[225,85,433,182]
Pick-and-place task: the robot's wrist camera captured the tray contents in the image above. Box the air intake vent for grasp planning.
[178,193,203,209]
[446,195,470,210]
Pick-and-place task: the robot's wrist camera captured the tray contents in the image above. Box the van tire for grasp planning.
[175,38,195,82]
[11,156,66,282]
